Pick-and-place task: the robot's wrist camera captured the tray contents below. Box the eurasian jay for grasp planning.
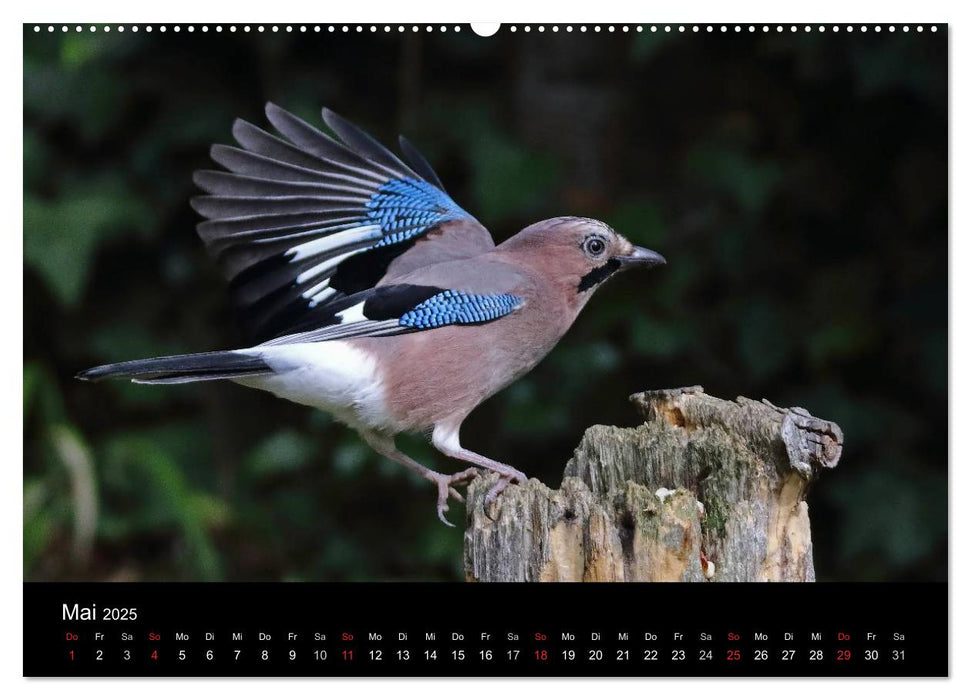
[78,105,666,525]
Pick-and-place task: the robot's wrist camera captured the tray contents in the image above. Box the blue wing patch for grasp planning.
[399,290,524,330]
[367,178,470,248]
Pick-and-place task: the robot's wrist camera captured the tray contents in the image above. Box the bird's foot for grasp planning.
[484,466,529,507]
[429,467,481,527]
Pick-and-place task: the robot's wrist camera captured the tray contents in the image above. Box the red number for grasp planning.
[151,649,158,660]
[727,649,741,661]
[535,649,548,661]
[68,650,74,661]
[837,650,851,661]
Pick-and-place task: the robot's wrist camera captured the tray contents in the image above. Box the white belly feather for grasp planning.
[233,341,392,432]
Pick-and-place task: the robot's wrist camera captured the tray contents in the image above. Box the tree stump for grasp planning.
[463,386,843,582]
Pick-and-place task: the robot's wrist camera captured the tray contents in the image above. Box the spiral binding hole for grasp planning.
[28,23,942,36]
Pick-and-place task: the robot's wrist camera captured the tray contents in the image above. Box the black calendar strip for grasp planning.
[24,582,947,677]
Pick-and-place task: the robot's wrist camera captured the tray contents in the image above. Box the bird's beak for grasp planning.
[616,246,666,270]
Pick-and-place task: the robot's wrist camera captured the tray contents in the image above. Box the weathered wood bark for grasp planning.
[463,386,843,582]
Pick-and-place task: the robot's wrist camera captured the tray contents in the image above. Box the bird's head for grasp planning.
[502,217,665,303]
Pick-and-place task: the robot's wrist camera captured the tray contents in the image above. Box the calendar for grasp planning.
[24,583,946,676]
[23,19,949,682]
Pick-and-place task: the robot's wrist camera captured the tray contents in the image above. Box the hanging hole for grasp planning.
[471,23,500,37]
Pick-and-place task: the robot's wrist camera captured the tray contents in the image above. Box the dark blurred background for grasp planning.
[24,26,947,582]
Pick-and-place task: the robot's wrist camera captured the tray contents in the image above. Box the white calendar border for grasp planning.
[3,0,966,696]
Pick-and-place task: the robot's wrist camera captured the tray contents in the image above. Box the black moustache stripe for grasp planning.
[577,257,621,293]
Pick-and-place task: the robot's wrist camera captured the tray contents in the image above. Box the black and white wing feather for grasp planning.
[192,105,494,342]
[258,284,525,347]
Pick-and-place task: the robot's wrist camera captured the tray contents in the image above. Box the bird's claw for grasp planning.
[430,468,481,527]
[483,467,529,508]
[427,465,526,526]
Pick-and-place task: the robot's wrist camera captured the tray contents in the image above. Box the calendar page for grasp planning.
[22,21,948,678]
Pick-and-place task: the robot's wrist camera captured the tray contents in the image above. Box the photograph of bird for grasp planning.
[77,105,666,525]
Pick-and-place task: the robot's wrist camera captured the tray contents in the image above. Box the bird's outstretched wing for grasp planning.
[191,104,494,342]
[258,283,525,347]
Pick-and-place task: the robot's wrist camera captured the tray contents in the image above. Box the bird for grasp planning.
[77,104,666,526]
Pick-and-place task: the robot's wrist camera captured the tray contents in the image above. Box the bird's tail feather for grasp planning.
[77,350,272,385]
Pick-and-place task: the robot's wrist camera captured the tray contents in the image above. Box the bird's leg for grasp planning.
[359,431,479,526]
[431,423,529,506]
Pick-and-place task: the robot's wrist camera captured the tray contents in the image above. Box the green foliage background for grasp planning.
[24,26,947,582]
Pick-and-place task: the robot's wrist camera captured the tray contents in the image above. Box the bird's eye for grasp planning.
[583,236,607,257]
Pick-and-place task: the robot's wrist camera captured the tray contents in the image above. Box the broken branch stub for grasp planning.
[463,386,843,582]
